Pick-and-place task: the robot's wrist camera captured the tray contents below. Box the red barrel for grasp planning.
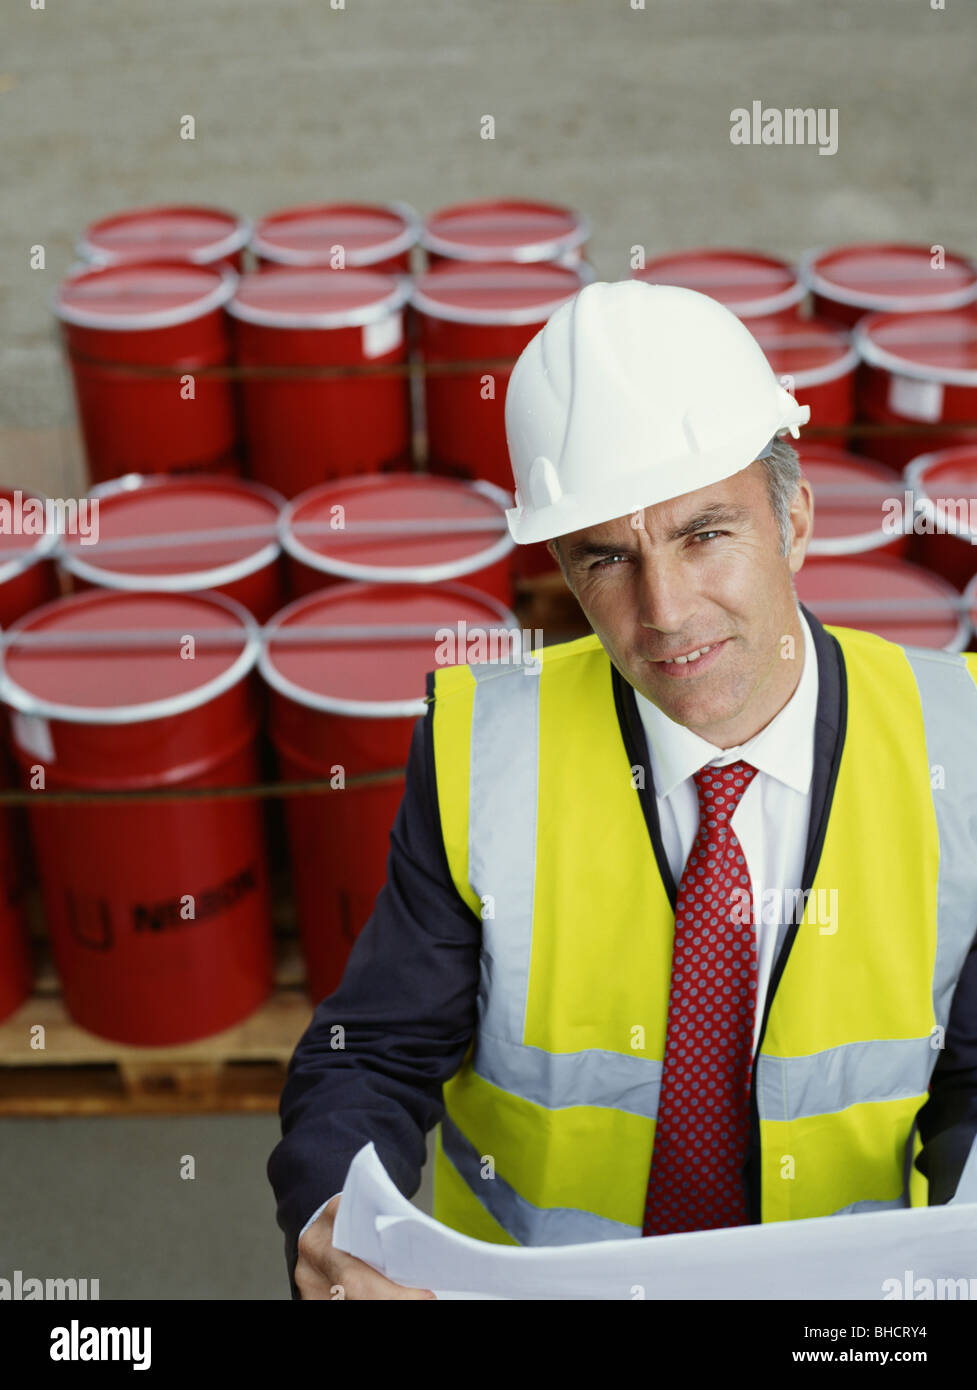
[632,248,805,324]
[800,243,977,328]
[55,261,241,485]
[412,260,585,576]
[0,804,32,1023]
[796,445,909,562]
[903,446,977,591]
[796,555,968,651]
[281,474,516,605]
[228,268,412,499]
[260,580,521,999]
[853,309,977,471]
[62,473,286,621]
[77,204,252,272]
[251,201,420,274]
[752,318,857,434]
[0,589,273,1044]
[422,198,589,268]
[0,488,61,626]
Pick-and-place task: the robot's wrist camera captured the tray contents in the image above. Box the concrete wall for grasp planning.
[2,0,974,492]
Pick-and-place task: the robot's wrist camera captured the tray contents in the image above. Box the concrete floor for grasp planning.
[1,0,975,1299]
[0,1114,436,1300]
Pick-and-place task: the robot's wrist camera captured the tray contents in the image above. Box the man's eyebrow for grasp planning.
[665,503,751,541]
[564,504,752,563]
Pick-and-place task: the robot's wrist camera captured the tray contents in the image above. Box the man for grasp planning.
[268,281,977,1300]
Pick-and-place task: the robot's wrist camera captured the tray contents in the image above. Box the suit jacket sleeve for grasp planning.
[914,915,977,1204]
[266,704,481,1295]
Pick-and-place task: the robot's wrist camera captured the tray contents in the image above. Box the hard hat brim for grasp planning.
[505,423,801,545]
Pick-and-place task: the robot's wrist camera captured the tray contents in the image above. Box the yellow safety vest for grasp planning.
[428,623,977,1244]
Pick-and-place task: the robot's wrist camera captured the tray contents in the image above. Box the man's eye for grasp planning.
[592,553,627,569]
[692,530,724,544]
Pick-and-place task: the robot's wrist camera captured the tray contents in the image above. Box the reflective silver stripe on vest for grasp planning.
[902,647,977,1030]
[829,1196,909,1216]
[474,1031,663,1116]
[468,662,541,1045]
[440,1113,641,1245]
[757,648,977,1129]
[757,1037,933,1122]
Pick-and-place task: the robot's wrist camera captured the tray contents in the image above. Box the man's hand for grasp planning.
[295,1195,438,1301]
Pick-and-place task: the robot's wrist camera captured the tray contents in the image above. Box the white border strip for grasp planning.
[226,273,411,329]
[0,588,262,726]
[280,478,515,584]
[421,206,590,263]
[258,581,521,719]
[853,316,977,389]
[77,212,253,267]
[54,264,239,332]
[800,246,977,315]
[61,473,286,592]
[251,200,422,268]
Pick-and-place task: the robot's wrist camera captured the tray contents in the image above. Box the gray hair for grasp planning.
[758,436,801,557]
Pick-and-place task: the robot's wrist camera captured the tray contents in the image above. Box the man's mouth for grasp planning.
[647,638,730,675]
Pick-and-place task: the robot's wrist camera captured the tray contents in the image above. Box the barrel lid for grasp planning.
[795,448,903,556]
[904,445,977,541]
[227,266,410,329]
[422,199,589,263]
[251,201,421,267]
[801,243,977,315]
[61,474,284,591]
[0,589,260,725]
[77,204,251,267]
[633,249,804,319]
[0,488,61,584]
[796,556,967,650]
[260,581,520,718]
[853,309,977,387]
[411,260,585,325]
[751,317,858,389]
[281,474,514,583]
[54,260,237,331]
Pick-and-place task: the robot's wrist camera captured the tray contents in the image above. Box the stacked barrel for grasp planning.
[632,242,977,653]
[8,206,974,1048]
[12,197,596,1034]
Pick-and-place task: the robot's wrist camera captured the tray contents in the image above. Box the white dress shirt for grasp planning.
[300,607,819,1240]
[633,605,818,1056]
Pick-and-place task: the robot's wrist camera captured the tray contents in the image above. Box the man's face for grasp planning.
[550,460,814,747]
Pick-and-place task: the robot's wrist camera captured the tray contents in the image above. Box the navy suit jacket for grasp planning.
[267,604,977,1295]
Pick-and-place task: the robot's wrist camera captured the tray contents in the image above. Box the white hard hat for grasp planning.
[503,279,811,544]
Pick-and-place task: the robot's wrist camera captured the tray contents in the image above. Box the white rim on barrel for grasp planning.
[258,582,523,719]
[59,473,286,593]
[76,208,253,267]
[421,206,591,264]
[853,315,977,390]
[799,246,977,315]
[0,589,262,726]
[53,263,240,332]
[250,200,422,268]
[279,478,516,585]
[0,488,61,585]
[226,273,412,329]
[904,450,977,542]
[410,266,589,326]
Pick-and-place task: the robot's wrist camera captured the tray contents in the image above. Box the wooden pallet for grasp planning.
[0,586,588,1116]
[0,936,315,1116]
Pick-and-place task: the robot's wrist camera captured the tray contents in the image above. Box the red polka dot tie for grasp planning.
[643,759,759,1236]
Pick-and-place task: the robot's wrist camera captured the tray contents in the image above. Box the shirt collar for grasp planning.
[633,607,818,799]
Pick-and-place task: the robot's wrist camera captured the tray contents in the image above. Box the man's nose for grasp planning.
[635,550,700,634]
